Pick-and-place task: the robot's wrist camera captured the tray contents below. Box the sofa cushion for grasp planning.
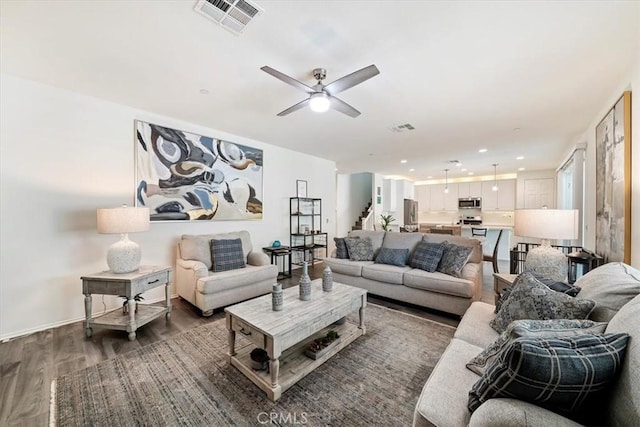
[362,263,411,285]
[323,258,372,276]
[604,293,640,426]
[210,238,246,272]
[197,265,276,294]
[423,233,482,264]
[347,230,385,255]
[381,231,423,254]
[468,333,629,417]
[454,302,499,348]
[181,231,252,270]
[467,319,608,375]
[404,269,476,298]
[410,241,445,272]
[490,272,596,333]
[345,237,375,261]
[374,247,410,267]
[575,262,640,322]
[437,242,473,278]
[334,236,354,259]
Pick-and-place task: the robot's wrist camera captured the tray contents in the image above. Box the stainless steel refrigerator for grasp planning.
[404,199,418,225]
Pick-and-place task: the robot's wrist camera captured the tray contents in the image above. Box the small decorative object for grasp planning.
[322,266,333,292]
[296,179,308,198]
[250,348,269,371]
[272,240,281,248]
[120,293,144,314]
[272,283,283,311]
[305,331,341,360]
[380,214,396,231]
[299,261,311,301]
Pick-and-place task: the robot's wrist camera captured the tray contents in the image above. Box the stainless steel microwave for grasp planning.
[458,198,481,209]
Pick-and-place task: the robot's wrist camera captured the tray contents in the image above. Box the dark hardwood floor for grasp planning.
[0,261,504,426]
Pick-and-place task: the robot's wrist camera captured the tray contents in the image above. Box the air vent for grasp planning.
[194,0,263,35]
[390,123,415,133]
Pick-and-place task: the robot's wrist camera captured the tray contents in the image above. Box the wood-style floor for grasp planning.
[0,261,504,426]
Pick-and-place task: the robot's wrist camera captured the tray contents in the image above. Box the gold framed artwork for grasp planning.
[595,91,632,263]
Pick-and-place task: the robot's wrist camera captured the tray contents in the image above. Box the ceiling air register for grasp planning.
[194,0,263,35]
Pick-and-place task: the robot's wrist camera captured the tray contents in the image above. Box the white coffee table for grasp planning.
[225,280,367,401]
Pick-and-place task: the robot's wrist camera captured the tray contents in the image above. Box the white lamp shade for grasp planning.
[97,206,150,234]
[514,209,579,240]
[309,93,330,112]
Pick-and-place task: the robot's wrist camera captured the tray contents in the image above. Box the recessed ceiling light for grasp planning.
[516,156,524,160]
[468,172,474,175]
[400,159,407,164]
[409,168,415,172]
[199,89,209,95]
[456,162,462,167]
[518,167,525,171]
[427,176,433,179]
[478,148,488,153]
[461,168,467,172]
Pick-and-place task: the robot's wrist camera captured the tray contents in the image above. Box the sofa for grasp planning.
[413,262,640,426]
[323,230,483,316]
[175,230,278,316]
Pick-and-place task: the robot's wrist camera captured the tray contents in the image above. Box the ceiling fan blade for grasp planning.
[261,66,315,95]
[277,98,310,116]
[323,64,380,96]
[330,96,361,118]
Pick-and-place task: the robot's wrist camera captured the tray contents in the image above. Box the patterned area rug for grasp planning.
[51,304,455,426]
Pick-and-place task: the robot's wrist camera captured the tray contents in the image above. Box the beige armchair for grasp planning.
[176,230,278,316]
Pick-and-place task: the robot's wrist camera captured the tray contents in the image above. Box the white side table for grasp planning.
[493,273,518,305]
[81,265,172,341]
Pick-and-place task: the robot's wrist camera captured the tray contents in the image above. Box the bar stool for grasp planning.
[483,229,503,273]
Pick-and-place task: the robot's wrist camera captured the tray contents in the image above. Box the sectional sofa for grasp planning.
[323,230,483,316]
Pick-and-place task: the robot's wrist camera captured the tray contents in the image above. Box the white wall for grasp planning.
[0,74,336,340]
[336,172,372,236]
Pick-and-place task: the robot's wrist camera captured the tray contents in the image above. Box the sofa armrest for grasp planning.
[177,258,209,277]
[469,398,583,427]
[248,251,270,266]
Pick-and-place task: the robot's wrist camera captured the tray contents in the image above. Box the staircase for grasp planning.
[352,200,373,231]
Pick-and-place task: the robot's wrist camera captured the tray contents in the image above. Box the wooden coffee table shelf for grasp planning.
[225,280,366,401]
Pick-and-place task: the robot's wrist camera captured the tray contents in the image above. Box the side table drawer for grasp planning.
[133,270,170,294]
[231,317,266,349]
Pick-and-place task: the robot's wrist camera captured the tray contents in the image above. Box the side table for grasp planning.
[263,246,292,280]
[493,273,518,305]
[81,265,172,341]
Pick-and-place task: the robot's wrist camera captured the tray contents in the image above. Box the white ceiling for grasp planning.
[1,1,638,182]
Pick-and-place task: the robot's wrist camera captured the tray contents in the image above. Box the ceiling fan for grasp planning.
[260,64,380,118]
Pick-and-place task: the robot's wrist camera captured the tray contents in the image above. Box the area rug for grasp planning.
[50,304,455,426]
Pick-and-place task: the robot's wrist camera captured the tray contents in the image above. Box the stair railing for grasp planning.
[362,208,375,231]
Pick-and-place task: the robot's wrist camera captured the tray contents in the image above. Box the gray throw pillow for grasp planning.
[334,236,356,259]
[375,247,410,267]
[210,238,246,272]
[466,319,608,375]
[468,333,629,417]
[410,241,445,272]
[344,237,375,261]
[490,272,596,333]
[437,242,473,277]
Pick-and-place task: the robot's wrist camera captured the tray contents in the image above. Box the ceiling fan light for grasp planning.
[309,93,330,113]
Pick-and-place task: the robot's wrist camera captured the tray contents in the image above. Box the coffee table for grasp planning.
[225,280,367,401]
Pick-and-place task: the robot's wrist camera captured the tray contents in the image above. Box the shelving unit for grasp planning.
[290,197,327,265]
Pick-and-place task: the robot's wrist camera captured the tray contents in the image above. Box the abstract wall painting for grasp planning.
[595,91,631,263]
[135,120,263,221]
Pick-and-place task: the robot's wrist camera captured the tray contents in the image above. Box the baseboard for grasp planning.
[0,293,179,342]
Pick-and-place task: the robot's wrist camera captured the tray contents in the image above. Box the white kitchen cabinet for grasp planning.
[458,182,482,198]
[415,185,430,211]
[429,183,458,211]
[482,179,515,211]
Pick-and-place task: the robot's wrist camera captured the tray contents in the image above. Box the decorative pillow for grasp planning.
[468,333,629,415]
[436,242,473,277]
[494,287,512,314]
[334,236,356,259]
[490,272,596,333]
[209,238,246,272]
[534,274,581,296]
[344,237,375,261]
[410,241,446,272]
[375,247,410,267]
[466,319,608,375]
[575,262,640,322]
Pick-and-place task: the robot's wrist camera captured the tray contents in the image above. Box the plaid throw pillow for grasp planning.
[210,238,246,272]
[437,242,473,277]
[375,247,410,267]
[468,333,629,416]
[410,241,445,272]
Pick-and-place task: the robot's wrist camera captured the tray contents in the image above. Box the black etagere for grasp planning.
[290,197,327,265]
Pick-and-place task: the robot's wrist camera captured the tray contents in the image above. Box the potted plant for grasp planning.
[120,293,144,314]
[305,330,340,360]
[380,214,396,231]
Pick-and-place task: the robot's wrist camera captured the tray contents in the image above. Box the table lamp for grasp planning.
[97,205,150,273]
[514,208,579,282]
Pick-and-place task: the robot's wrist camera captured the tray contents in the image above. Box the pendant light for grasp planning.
[444,169,449,193]
[491,164,499,191]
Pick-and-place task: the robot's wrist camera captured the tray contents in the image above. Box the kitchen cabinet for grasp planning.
[430,183,458,211]
[458,182,482,198]
[482,179,515,211]
[415,185,430,211]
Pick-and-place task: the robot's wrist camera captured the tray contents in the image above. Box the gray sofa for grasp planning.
[413,262,640,426]
[323,230,483,316]
[175,230,278,316]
